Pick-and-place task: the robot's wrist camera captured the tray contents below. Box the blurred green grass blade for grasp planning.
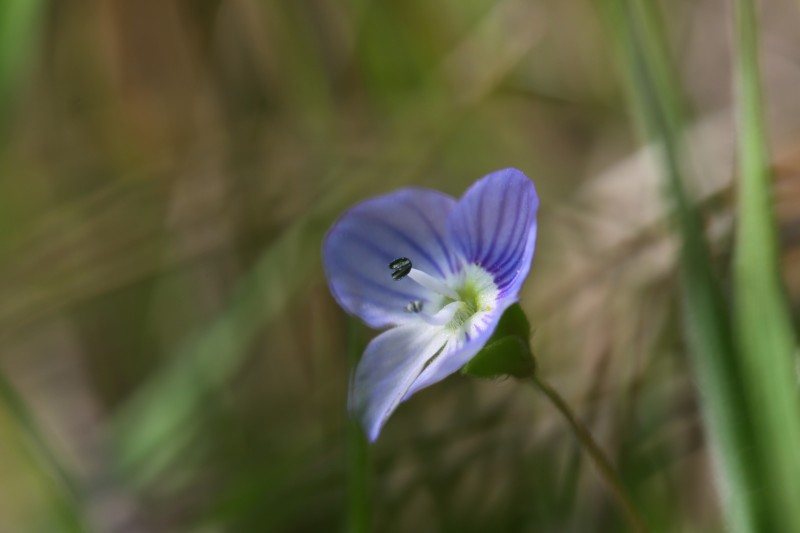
[0,0,43,125]
[108,18,538,479]
[345,319,370,533]
[0,371,89,533]
[732,0,800,530]
[111,217,326,482]
[108,132,454,483]
[599,1,763,530]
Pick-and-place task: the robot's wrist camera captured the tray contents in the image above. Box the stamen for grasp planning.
[407,269,460,301]
[389,257,412,280]
[416,301,462,326]
[405,300,424,313]
[389,256,459,300]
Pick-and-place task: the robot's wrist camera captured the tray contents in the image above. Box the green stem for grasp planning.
[345,319,370,533]
[530,374,648,533]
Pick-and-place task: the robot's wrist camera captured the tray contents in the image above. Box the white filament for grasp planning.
[407,268,459,301]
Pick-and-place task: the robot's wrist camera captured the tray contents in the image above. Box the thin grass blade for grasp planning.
[731,0,800,530]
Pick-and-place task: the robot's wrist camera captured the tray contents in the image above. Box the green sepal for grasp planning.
[461,303,535,379]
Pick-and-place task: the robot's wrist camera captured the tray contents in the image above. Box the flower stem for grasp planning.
[530,374,649,533]
[345,318,370,533]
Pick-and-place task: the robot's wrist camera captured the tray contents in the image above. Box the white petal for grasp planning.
[349,324,451,441]
[402,299,514,400]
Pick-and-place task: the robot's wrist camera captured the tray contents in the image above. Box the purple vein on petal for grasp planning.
[347,231,397,262]
[492,243,533,294]
[480,185,510,267]
[331,236,423,298]
[486,190,527,274]
[473,189,489,262]
[331,255,422,304]
[492,192,526,271]
[361,215,448,278]
[494,262,524,294]
[493,220,530,281]
[406,200,458,275]
[461,199,476,263]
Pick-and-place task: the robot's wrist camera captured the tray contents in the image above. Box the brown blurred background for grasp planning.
[2,0,800,531]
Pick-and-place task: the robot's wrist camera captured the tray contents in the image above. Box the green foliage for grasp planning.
[0,0,42,125]
[462,303,535,379]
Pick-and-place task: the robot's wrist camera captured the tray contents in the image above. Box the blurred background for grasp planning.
[2,0,800,531]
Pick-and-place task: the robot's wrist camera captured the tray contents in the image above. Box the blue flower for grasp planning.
[323,168,539,441]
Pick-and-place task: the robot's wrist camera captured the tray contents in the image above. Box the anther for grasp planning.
[389,257,412,281]
[405,300,423,313]
[390,256,461,301]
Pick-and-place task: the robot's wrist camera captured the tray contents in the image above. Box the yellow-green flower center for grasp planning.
[442,265,497,331]
[390,258,498,331]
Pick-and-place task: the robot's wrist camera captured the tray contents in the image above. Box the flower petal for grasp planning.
[349,324,451,441]
[323,188,458,328]
[448,168,539,297]
[402,297,516,400]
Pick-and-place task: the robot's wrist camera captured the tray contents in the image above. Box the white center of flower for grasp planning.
[390,258,499,331]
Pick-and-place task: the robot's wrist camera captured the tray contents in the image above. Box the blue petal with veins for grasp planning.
[323,168,539,441]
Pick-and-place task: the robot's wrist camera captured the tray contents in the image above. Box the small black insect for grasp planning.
[389,257,412,280]
[405,300,423,313]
